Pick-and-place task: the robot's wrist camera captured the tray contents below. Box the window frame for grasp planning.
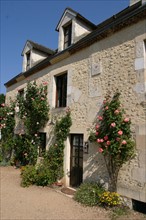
[26,51,31,70]
[63,23,72,49]
[55,72,67,108]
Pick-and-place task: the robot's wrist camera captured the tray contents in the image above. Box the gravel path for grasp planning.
[0,166,109,220]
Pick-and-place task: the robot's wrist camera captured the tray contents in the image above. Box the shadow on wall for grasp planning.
[83,142,109,188]
[45,124,56,150]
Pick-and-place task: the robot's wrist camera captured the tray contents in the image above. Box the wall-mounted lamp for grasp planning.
[83,142,89,154]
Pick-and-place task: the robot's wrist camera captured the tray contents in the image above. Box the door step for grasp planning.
[61,187,76,196]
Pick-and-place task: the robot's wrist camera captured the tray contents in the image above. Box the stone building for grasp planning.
[5,0,146,203]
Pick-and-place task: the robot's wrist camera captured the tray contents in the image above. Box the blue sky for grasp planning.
[0,0,129,94]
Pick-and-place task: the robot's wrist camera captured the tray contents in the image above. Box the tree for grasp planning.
[93,92,135,192]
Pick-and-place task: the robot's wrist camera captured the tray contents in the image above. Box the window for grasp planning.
[56,73,67,108]
[64,24,72,49]
[26,52,30,70]
[39,132,46,157]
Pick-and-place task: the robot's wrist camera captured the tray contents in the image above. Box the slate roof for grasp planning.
[21,40,56,56]
[55,7,97,31]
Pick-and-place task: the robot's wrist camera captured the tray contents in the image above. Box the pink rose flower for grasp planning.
[97,139,104,143]
[31,98,34,101]
[104,135,108,141]
[97,139,100,143]
[98,116,103,121]
[96,125,100,130]
[43,81,48,85]
[41,97,45,100]
[1,103,5,107]
[116,137,120,141]
[118,130,123,135]
[114,109,119,114]
[99,148,103,153]
[122,140,127,145]
[103,100,107,104]
[106,140,111,145]
[105,106,109,110]
[111,122,116,127]
[124,118,129,122]
[96,132,99,136]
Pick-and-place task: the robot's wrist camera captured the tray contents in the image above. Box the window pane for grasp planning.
[56,73,67,107]
[64,24,72,49]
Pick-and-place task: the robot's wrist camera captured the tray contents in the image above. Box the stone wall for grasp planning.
[5,19,146,202]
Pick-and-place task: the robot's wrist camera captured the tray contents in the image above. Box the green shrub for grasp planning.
[74,182,105,206]
[35,165,56,186]
[21,165,37,187]
[0,135,15,163]
[111,205,129,219]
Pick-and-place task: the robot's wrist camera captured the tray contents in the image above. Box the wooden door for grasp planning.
[70,134,83,187]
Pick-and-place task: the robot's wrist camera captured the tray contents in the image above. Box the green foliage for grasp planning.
[91,92,135,191]
[14,135,38,166]
[35,165,56,186]
[95,92,135,162]
[0,100,15,141]
[43,110,72,182]
[99,191,121,207]
[0,135,15,164]
[17,81,49,135]
[0,99,16,164]
[111,205,129,220]
[55,110,72,142]
[15,81,49,165]
[0,94,5,105]
[21,110,72,187]
[74,182,105,206]
[21,165,37,187]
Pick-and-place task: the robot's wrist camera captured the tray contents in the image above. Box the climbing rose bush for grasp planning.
[17,81,49,135]
[0,99,16,163]
[15,81,50,165]
[90,92,135,192]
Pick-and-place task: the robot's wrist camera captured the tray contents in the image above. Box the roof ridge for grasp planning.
[27,40,55,53]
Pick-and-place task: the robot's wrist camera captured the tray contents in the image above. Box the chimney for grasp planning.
[130,0,146,5]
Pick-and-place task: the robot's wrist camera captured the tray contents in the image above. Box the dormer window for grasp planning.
[56,8,96,52]
[26,51,31,70]
[64,23,72,49]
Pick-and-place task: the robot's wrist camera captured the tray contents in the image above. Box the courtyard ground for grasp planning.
[0,166,145,220]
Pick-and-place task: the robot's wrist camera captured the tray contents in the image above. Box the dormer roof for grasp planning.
[21,40,56,56]
[55,7,96,31]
